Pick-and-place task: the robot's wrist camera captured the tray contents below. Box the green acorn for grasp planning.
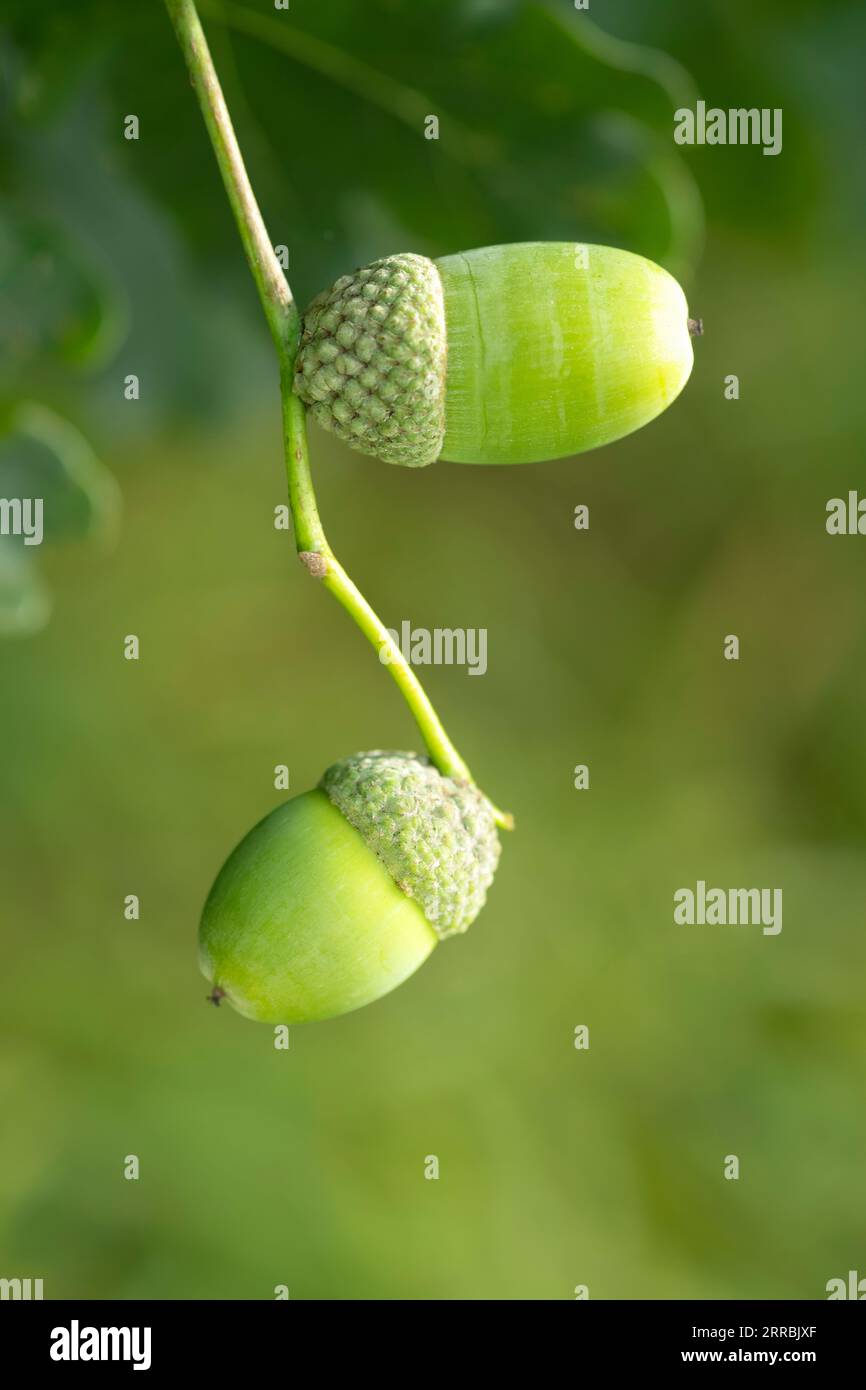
[199,751,501,1024]
[293,241,697,466]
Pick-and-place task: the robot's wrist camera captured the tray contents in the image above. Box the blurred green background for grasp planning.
[1,0,865,1299]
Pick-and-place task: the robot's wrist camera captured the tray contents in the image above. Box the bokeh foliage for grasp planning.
[1,0,864,1298]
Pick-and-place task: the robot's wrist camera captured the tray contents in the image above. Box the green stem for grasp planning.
[164,0,295,356]
[279,373,476,787]
[164,0,513,827]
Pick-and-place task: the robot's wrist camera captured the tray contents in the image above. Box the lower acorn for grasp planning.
[293,241,698,466]
[199,751,501,1023]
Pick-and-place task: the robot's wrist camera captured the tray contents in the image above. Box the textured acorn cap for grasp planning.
[293,253,446,467]
[320,750,500,938]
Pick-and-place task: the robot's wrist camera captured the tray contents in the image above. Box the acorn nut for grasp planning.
[199,751,501,1023]
[293,241,696,466]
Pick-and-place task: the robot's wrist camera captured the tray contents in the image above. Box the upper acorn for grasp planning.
[293,241,696,466]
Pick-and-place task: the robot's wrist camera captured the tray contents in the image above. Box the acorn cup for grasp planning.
[199,751,501,1023]
[293,241,698,466]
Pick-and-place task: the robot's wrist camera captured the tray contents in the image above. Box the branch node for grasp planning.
[299,550,328,578]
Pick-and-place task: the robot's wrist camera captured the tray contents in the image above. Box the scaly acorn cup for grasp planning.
[293,241,698,466]
[199,751,501,1023]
